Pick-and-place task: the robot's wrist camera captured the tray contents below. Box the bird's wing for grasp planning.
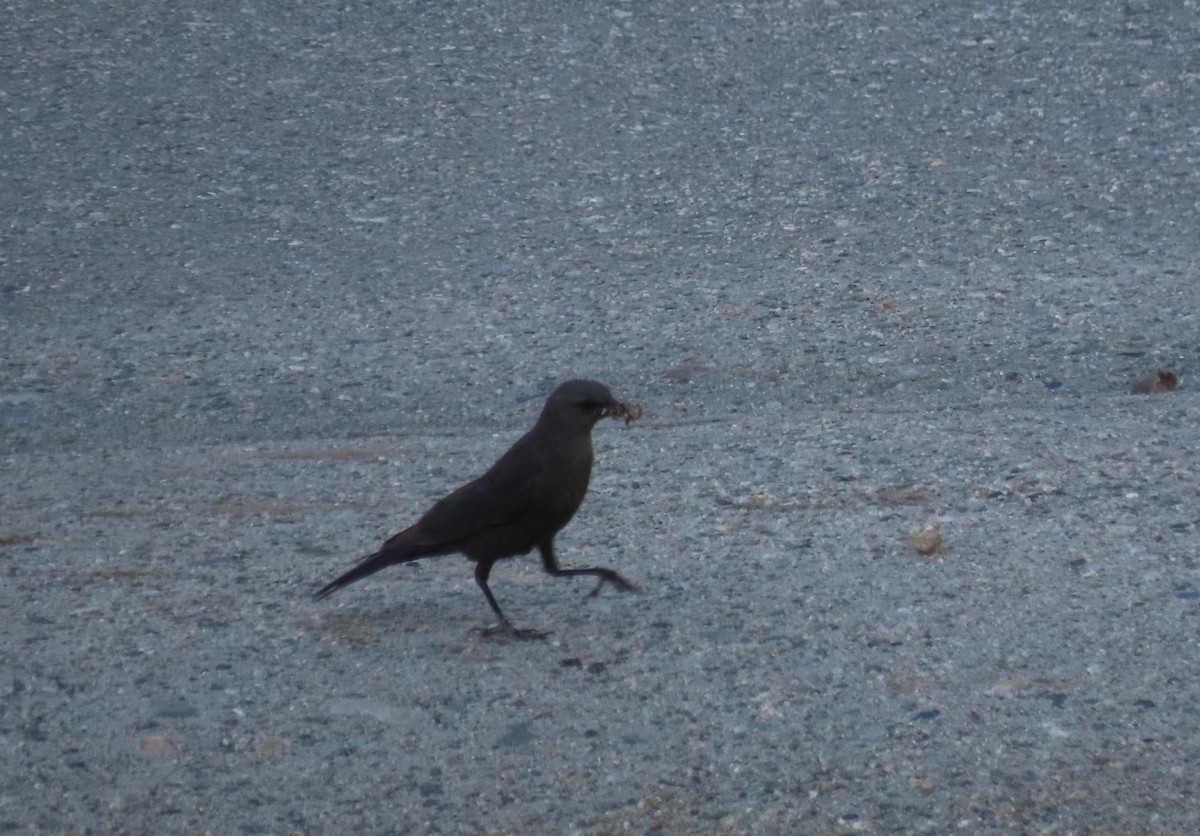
[408,442,544,547]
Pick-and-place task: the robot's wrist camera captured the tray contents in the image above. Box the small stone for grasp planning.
[908,524,943,556]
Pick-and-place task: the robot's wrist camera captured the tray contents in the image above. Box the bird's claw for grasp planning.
[476,621,549,641]
[587,572,638,597]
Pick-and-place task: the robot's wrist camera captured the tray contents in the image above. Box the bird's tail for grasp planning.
[313,535,424,600]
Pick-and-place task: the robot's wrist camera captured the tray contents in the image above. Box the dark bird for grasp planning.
[314,379,641,635]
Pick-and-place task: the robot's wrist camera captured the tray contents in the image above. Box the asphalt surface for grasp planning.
[3,1,1200,833]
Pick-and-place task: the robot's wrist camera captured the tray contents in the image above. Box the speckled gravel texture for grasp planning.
[4,1,1200,834]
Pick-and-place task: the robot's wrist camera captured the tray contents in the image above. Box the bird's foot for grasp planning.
[476,621,549,641]
[587,571,639,597]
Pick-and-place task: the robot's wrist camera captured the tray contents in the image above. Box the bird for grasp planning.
[314,379,640,636]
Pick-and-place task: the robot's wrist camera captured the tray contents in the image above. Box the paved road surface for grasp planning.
[3,1,1199,832]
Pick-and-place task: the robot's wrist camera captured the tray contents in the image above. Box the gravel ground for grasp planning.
[3,1,1200,833]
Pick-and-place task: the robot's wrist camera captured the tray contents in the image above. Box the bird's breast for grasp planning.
[537,452,591,518]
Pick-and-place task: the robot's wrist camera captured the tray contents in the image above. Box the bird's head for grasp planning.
[539,379,642,430]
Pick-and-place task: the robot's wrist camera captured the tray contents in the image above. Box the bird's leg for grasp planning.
[472,559,547,640]
[473,559,507,623]
[538,541,638,597]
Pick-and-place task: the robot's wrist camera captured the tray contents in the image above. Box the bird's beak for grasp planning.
[601,400,643,427]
